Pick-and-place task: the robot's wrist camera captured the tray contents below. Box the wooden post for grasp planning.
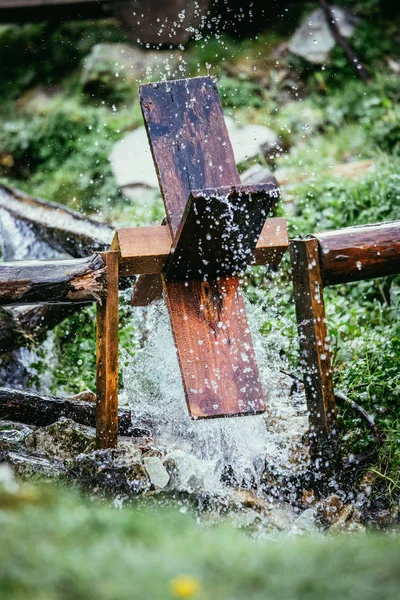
[290,238,337,463]
[96,251,119,449]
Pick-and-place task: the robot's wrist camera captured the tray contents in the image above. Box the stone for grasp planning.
[16,85,62,113]
[267,506,296,531]
[68,441,150,497]
[82,43,179,91]
[109,118,279,193]
[143,456,170,489]
[0,422,34,452]
[288,6,358,64]
[0,450,66,480]
[317,494,344,525]
[25,418,96,460]
[163,450,218,494]
[241,164,274,185]
[327,504,365,534]
[293,507,318,533]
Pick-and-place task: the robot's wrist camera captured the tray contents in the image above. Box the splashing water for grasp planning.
[121,298,309,494]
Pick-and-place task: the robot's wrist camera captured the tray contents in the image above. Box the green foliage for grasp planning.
[1,483,400,599]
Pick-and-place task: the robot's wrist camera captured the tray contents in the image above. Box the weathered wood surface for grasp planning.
[96,251,119,448]
[117,217,288,276]
[0,254,106,306]
[164,277,265,418]
[0,184,112,258]
[0,387,135,435]
[313,221,400,287]
[141,76,267,419]
[164,183,279,282]
[290,238,337,459]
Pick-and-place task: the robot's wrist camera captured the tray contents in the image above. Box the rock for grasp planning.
[293,507,318,533]
[16,85,62,113]
[68,390,96,403]
[317,494,344,525]
[241,164,274,185]
[143,456,170,489]
[163,450,218,494]
[229,488,271,514]
[110,118,279,192]
[288,6,358,64]
[267,506,296,531]
[25,418,96,460]
[0,422,33,452]
[327,504,365,534]
[82,43,179,92]
[68,441,150,497]
[0,463,18,493]
[225,117,279,164]
[0,450,66,480]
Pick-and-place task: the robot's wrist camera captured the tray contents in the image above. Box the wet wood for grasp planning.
[313,221,400,287]
[117,217,288,277]
[0,254,106,306]
[141,76,267,418]
[131,274,163,307]
[290,238,337,459]
[0,387,135,435]
[96,251,119,449]
[164,277,265,418]
[164,183,279,281]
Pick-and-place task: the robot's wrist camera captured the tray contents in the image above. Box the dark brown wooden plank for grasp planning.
[0,254,106,306]
[164,183,279,281]
[313,221,400,287]
[141,76,266,419]
[164,277,265,418]
[117,217,288,278]
[140,77,241,237]
[96,251,119,449]
[290,238,337,460]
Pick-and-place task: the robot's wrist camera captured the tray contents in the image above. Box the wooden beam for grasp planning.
[164,183,279,282]
[140,76,267,419]
[0,254,106,306]
[115,217,289,277]
[313,221,400,287]
[96,251,119,449]
[290,238,337,461]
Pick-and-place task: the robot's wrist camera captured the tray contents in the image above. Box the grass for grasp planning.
[0,482,400,600]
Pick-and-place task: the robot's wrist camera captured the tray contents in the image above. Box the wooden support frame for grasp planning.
[96,251,119,449]
[291,220,400,462]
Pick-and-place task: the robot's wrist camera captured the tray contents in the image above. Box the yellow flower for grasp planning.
[170,575,201,598]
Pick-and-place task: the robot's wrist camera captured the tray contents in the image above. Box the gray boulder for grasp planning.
[289,6,358,64]
[25,417,96,460]
[68,441,150,497]
[0,450,66,480]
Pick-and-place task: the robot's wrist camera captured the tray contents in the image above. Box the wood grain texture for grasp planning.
[290,238,337,459]
[164,277,265,418]
[313,221,400,287]
[0,387,134,436]
[141,76,266,418]
[164,183,279,281]
[140,77,241,236]
[96,251,119,449]
[0,254,106,306]
[117,217,288,277]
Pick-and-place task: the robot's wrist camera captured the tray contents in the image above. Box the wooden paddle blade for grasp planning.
[164,276,265,418]
[164,183,280,282]
[131,274,163,307]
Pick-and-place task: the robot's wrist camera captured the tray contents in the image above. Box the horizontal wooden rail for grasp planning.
[113,217,289,276]
[0,253,107,306]
[313,220,400,287]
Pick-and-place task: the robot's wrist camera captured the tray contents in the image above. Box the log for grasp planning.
[0,387,135,435]
[0,254,107,306]
[290,238,337,461]
[313,221,400,287]
[0,184,112,258]
[96,251,119,449]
